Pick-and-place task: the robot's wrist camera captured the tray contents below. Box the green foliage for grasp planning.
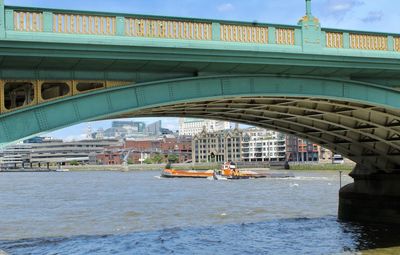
[152,154,164,164]
[167,154,179,163]
[127,159,134,165]
[143,154,164,164]
[289,163,354,171]
[69,160,79,166]
[143,158,152,164]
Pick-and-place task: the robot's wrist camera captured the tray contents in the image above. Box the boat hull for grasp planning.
[161,169,213,178]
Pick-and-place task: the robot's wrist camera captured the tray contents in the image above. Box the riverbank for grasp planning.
[288,163,354,171]
[61,162,355,172]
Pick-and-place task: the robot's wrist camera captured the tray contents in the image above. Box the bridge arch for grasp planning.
[1,75,399,174]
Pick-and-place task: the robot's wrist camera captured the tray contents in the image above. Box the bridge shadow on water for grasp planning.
[1,216,400,255]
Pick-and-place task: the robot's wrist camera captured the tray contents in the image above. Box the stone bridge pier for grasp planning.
[339,165,400,224]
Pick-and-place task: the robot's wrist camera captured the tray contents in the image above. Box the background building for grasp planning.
[91,120,163,139]
[0,138,121,168]
[286,135,319,162]
[97,135,192,165]
[242,128,286,162]
[192,128,242,163]
[146,120,162,136]
[0,143,32,168]
[105,121,145,139]
[179,118,231,136]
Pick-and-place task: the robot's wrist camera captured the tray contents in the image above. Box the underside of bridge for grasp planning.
[115,96,400,175]
[1,75,399,174]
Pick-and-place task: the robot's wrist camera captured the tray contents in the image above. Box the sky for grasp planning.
[7,0,399,140]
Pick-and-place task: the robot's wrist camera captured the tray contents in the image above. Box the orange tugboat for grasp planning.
[161,161,284,179]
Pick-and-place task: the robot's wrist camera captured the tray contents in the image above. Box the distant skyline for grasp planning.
[49,118,180,141]
[9,0,398,140]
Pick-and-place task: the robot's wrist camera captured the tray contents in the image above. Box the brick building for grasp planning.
[96,136,193,164]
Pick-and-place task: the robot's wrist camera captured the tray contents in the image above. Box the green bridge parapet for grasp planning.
[0,0,399,58]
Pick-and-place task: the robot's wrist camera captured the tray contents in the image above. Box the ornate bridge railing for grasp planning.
[5,6,400,52]
[4,6,301,45]
[6,5,400,52]
[324,29,399,52]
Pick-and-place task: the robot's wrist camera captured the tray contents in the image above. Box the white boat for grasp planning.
[211,170,228,180]
[56,168,69,172]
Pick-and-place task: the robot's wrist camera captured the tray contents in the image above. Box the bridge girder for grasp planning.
[0,75,399,174]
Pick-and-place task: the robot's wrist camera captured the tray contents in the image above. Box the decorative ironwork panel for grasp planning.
[125,18,212,40]
[326,32,343,48]
[53,13,116,35]
[276,28,295,45]
[220,24,268,44]
[394,37,400,52]
[14,11,43,32]
[350,34,387,51]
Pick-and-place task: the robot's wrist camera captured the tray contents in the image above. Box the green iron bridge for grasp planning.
[1,0,400,224]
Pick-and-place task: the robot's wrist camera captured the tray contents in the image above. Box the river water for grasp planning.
[0,170,400,255]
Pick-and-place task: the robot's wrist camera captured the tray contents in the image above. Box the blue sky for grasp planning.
[7,0,399,140]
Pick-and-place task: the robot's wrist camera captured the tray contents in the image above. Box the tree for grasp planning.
[143,154,164,164]
[143,158,152,164]
[70,160,79,166]
[168,154,179,163]
[152,154,164,164]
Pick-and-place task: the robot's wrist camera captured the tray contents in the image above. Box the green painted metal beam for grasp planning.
[1,1,400,62]
[0,0,4,38]
[0,75,399,171]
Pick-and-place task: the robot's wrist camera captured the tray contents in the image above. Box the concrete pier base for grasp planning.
[339,173,400,224]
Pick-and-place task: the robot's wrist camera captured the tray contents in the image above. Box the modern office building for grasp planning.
[112,121,145,132]
[0,138,121,168]
[102,120,146,139]
[29,139,121,165]
[146,120,162,136]
[179,118,231,136]
[241,127,286,162]
[0,143,32,168]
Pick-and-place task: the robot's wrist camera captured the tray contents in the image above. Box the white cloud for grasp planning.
[63,134,87,142]
[323,0,364,21]
[217,3,234,12]
[327,0,363,12]
[361,11,383,23]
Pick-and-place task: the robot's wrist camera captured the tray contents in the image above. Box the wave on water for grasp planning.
[1,216,388,255]
[291,176,331,181]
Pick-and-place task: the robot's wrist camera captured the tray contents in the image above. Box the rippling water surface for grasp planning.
[1,170,399,255]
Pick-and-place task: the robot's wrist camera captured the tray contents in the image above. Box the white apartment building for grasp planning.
[242,127,286,162]
[179,118,231,136]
